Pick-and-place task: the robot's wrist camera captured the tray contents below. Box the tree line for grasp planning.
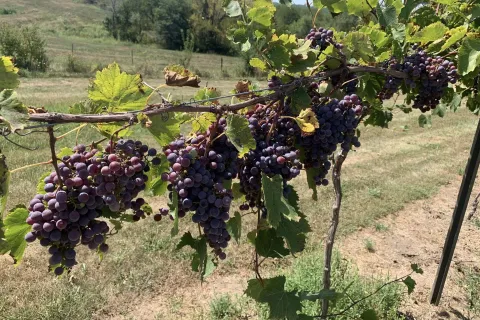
[96,0,358,55]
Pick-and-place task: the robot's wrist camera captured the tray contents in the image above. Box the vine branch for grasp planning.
[321,148,348,318]
[47,126,62,187]
[27,66,408,125]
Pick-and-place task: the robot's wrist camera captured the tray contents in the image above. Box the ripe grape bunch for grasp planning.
[378,57,403,100]
[238,103,302,216]
[24,140,160,275]
[158,119,238,260]
[403,50,458,112]
[300,95,362,186]
[305,27,343,51]
[331,73,359,95]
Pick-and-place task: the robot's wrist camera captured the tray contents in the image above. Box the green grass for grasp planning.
[462,268,480,317]
[375,223,389,232]
[364,239,376,253]
[0,79,479,319]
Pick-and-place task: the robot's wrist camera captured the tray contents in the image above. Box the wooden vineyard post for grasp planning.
[430,117,480,305]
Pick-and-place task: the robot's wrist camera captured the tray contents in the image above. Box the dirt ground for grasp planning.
[340,177,480,320]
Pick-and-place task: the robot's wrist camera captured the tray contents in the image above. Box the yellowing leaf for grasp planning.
[191,113,217,133]
[293,108,319,135]
[225,114,256,157]
[164,65,200,87]
[250,58,267,71]
[440,26,467,52]
[0,56,19,91]
[0,89,28,132]
[88,63,152,112]
[410,22,448,44]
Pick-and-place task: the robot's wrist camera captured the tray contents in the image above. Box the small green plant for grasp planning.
[462,269,480,316]
[177,30,195,69]
[209,295,241,320]
[0,8,16,15]
[458,167,465,175]
[65,54,90,74]
[365,239,376,252]
[375,223,389,232]
[368,188,382,198]
[473,218,480,230]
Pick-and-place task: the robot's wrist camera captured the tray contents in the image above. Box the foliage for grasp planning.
[0,24,49,72]
[2,0,480,318]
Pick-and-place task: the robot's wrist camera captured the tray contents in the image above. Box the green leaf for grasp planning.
[364,106,393,128]
[300,288,343,302]
[403,275,416,294]
[255,228,290,258]
[36,172,50,195]
[262,174,298,228]
[194,88,221,105]
[358,74,383,103]
[0,56,19,91]
[418,114,432,128]
[458,37,480,76]
[145,154,169,196]
[290,87,311,115]
[177,232,216,281]
[69,99,103,114]
[0,151,8,215]
[432,103,446,117]
[0,89,28,132]
[411,263,424,274]
[169,190,179,236]
[2,205,30,264]
[225,114,256,157]
[439,26,467,52]
[250,58,267,71]
[245,276,302,320]
[88,63,152,112]
[191,113,217,134]
[377,3,397,28]
[410,22,448,45]
[224,0,242,17]
[146,113,181,148]
[344,32,375,63]
[276,217,310,254]
[95,123,133,138]
[347,0,377,17]
[226,211,242,244]
[247,1,275,27]
[232,182,246,201]
[361,309,379,320]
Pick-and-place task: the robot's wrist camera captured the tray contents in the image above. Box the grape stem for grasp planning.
[47,126,63,188]
[321,148,348,318]
[55,124,88,141]
[27,66,408,125]
[9,160,53,174]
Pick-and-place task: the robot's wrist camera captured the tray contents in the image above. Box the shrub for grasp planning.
[0,8,16,15]
[0,24,49,72]
[65,54,90,74]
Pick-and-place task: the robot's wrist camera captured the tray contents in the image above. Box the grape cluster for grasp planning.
[378,57,403,100]
[331,73,359,95]
[403,50,458,112]
[24,141,159,274]
[159,119,238,259]
[268,76,283,89]
[238,104,302,214]
[300,95,362,186]
[305,27,343,51]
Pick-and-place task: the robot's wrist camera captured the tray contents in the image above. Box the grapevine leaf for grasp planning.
[194,88,221,105]
[245,276,302,320]
[472,5,480,20]
[226,211,242,244]
[347,0,377,17]
[411,263,424,274]
[288,51,317,74]
[164,65,200,87]
[0,89,28,132]
[224,0,242,17]
[255,228,289,258]
[145,154,169,196]
[301,288,343,302]
[2,205,30,264]
[95,123,133,138]
[467,94,480,114]
[410,22,448,45]
[305,167,319,200]
[358,74,383,103]
[276,217,310,254]
[250,58,267,71]
[418,114,432,128]
[432,103,446,117]
[247,0,275,27]
[191,113,217,133]
[225,114,256,157]
[0,151,8,215]
[56,147,73,159]
[88,63,152,112]
[0,56,19,91]
[267,44,291,69]
[294,108,319,135]
[290,87,311,115]
[176,231,196,250]
[402,276,416,294]
[377,3,397,28]
[177,233,216,281]
[399,0,422,21]
[69,99,103,114]
[285,184,300,212]
[262,174,298,228]
[364,102,393,128]
[146,113,181,148]
[36,172,51,194]
[361,309,379,320]
[439,26,467,52]
[344,32,375,63]
[458,37,480,76]
[169,190,179,236]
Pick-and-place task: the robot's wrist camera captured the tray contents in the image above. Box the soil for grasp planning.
[340,177,480,320]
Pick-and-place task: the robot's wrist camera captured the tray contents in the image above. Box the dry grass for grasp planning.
[0,78,479,319]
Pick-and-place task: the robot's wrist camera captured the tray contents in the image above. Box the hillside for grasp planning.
[0,0,107,38]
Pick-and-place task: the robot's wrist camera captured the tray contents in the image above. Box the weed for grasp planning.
[375,223,389,232]
[365,239,376,252]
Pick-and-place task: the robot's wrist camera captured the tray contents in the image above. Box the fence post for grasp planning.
[221,57,224,74]
[131,50,134,65]
[71,43,74,55]
[430,117,480,305]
